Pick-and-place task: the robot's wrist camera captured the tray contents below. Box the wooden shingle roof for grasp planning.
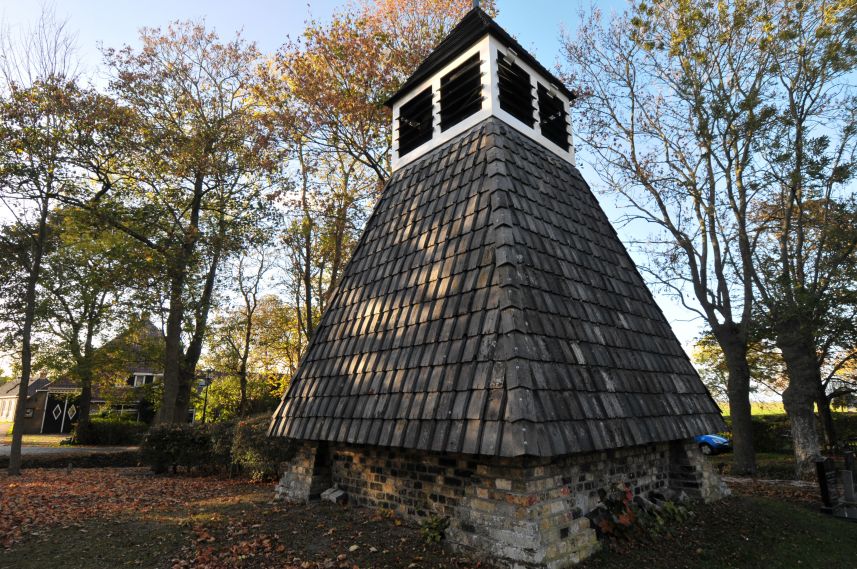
[270,118,724,457]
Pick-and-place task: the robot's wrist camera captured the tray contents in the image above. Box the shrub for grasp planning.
[722,414,793,453]
[205,420,236,468]
[140,424,215,474]
[231,414,295,481]
[751,416,792,453]
[419,515,450,544]
[139,415,293,479]
[72,417,147,446]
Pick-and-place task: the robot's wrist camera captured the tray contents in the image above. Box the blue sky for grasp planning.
[0,0,703,350]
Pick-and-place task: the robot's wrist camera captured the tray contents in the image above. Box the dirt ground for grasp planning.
[1,467,855,569]
[0,468,491,569]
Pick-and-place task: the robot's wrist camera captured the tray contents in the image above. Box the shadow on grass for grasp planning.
[0,514,192,568]
[578,495,857,569]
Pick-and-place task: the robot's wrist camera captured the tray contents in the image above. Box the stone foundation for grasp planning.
[273,442,331,502]
[275,440,728,568]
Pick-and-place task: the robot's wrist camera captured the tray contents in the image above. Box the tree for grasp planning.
[561,1,774,474]
[692,333,787,403]
[76,22,272,424]
[0,6,79,90]
[749,0,857,474]
[276,139,375,346]
[250,294,306,384]
[35,208,141,425]
[209,246,273,416]
[817,335,857,445]
[261,0,497,185]
[204,293,301,420]
[0,67,90,478]
[0,225,29,361]
[257,1,492,352]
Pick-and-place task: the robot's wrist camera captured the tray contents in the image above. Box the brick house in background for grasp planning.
[0,376,52,433]
[271,7,729,567]
[98,315,166,422]
[0,316,166,435]
[0,375,110,434]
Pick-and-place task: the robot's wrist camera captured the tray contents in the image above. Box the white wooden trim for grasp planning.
[391,34,575,171]
[39,392,48,434]
[59,395,69,433]
[489,38,575,165]
[392,36,492,171]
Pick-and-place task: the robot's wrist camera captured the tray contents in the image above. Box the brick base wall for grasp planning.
[275,440,728,568]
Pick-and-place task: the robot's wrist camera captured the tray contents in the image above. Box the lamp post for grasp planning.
[199,369,213,423]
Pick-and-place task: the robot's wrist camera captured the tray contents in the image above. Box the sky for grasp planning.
[0,0,705,354]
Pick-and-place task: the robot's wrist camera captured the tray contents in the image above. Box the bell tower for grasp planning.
[271,6,728,568]
[386,7,575,170]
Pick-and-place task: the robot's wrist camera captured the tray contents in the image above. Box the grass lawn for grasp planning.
[711,451,803,480]
[0,434,69,447]
[718,401,789,416]
[1,467,855,569]
[577,494,857,569]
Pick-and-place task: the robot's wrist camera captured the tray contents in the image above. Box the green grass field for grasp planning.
[0,434,68,447]
[717,401,787,416]
[579,495,857,569]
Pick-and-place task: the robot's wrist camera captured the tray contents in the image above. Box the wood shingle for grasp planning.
[270,118,724,457]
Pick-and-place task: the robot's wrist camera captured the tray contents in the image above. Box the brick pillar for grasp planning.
[274,442,332,502]
[668,439,730,502]
[447,462,600,569]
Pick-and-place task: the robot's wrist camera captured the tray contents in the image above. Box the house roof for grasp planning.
[385,7,574,107]
[270,118,724,457]
[0,377,51,399]
[100,315,164,374]
[0,377,115,402]
[45,377,81,391]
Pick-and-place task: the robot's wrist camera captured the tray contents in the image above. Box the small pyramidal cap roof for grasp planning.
[385,7,577,171]
[385,6,574,108]
[270,13,724,458]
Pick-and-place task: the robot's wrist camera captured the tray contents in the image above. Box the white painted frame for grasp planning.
[391,34,575,171]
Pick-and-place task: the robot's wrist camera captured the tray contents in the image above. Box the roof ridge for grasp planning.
[480,126,546,455]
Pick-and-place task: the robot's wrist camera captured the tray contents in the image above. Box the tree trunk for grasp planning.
[303,232,314,340]
[79,381,92,425]
[777,327,822,478]
[176,235,223,424]
[77,333,95,425]
[239,362,248,417]
[157,270,186,424]
[8,291,37,476]
[159,173,207,424]
[173,365,193,423]
[8,198,50,476]
[713,325,756,475]
[816,385,837,450]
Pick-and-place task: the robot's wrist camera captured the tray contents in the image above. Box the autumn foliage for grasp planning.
[258,0,497,183]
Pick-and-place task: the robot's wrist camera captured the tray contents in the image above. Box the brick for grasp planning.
[276,439,727,568]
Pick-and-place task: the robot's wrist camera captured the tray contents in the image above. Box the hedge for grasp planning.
[231,415,296,481]
[72,417,148,446]
[140,424,215,474]
[722,412,857,453]
[139,414,294,478]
